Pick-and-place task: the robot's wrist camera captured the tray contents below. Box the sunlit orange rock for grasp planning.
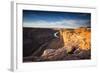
[59,27,91,51]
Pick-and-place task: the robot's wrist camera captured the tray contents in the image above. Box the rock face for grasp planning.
[59,28,91,51]
[23,28,63,57]
[23,27,91,62]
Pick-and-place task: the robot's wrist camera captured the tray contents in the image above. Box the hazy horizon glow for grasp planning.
[23,10,91,28]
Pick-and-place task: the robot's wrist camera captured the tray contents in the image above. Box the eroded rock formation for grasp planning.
[23,27,91,62]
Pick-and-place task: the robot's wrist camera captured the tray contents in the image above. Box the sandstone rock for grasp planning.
[41,48,67,61]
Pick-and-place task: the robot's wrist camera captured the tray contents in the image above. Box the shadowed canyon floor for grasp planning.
[23,27,91,62]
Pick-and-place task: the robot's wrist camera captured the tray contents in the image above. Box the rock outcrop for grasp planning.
[23,27,91,62]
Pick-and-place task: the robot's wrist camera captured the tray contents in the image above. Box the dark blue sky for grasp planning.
[23,10,91,28]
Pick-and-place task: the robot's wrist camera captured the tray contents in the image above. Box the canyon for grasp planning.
[23,27,91,62]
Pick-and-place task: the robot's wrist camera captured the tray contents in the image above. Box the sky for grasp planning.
[23,10,91,28]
